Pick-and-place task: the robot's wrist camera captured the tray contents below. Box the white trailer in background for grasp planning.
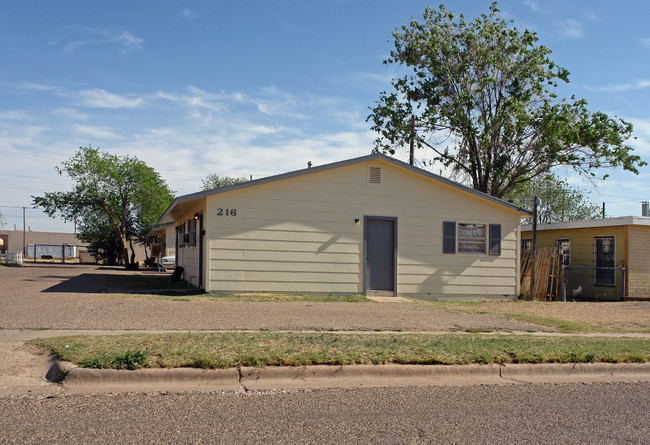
[26,244,79,259]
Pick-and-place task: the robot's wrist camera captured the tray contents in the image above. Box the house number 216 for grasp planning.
[216,208,237,216]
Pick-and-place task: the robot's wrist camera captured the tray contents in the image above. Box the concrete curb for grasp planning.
[56,361,650,390]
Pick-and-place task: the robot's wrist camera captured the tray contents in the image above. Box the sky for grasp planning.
[1,0,649,233]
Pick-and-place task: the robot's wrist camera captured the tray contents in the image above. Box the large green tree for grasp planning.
[505,173,601,224]
[76,212,125,265]
[33,146,174,267]
[368,2,645,199]
[201,173,247,191]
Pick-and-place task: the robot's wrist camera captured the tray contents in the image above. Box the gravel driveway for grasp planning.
[0,264,546,332]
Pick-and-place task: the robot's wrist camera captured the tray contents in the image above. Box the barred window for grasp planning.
[594,236,615,287]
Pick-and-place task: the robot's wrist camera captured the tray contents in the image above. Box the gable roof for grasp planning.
[158,153,531,224]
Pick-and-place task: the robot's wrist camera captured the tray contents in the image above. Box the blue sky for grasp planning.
[1,0,648,232]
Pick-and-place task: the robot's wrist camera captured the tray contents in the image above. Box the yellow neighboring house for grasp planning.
[157,154,530,300]
[522,216,650,301]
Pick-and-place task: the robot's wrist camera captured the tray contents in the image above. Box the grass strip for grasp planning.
[29,332,649,370]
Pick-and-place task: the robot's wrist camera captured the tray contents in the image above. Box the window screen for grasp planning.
[488,224,501,256]
[442,221,456,254]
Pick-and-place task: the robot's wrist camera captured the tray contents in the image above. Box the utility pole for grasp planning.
[409,115,415,166]
[530,197,541,300]
[22,207,26,256]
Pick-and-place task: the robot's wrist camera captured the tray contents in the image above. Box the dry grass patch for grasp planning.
[413,300,650,333]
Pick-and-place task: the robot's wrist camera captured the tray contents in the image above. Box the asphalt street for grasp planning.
[2,382,648,444]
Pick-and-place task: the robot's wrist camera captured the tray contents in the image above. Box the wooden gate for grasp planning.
[520,248,564,300]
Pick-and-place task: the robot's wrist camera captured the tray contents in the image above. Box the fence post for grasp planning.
[621,260,626,300]
[561,264,566,302]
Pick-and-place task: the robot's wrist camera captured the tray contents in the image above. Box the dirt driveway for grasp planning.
[0,264,550,332]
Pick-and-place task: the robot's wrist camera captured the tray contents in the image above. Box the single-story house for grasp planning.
[148,223,176,259]
[522,216,650,300]
[157,153,530,299]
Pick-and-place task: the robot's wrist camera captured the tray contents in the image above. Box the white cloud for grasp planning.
[641,38,650,47]
[61,29,144,54]
[555,19,584,38]
[53,107,88,121]
[156,86,236,113]
[7,81,62,93]
[628,118,650,156]
[77,89,145,108]
[253,87,306,118]
[0,110,30,120]
[74,124,122,140]
[182,9,197,18]
[523,0,543,12]
[330,71,395,92]
[586,79,650,93]
[582,11,599,22]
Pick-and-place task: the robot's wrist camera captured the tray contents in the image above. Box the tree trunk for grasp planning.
[118,233,130,268]
[129,240,136,267]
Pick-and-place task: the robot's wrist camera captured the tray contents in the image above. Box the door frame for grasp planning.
[198,213,204,289]
[363,215,397,296]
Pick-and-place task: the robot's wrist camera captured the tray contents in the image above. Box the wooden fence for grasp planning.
[520,248,564,300]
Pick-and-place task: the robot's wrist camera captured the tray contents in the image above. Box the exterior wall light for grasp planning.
[354,218,360,225]
[194,213,200,220]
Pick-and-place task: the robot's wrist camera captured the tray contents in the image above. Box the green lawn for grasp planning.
[30,332,649,370]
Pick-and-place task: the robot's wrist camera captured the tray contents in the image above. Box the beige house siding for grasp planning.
[197,159,521,299]
[627,225,650,299]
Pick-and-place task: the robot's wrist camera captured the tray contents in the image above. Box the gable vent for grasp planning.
[369,166,382,184]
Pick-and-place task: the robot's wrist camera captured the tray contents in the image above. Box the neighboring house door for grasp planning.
[364,216,397,296]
